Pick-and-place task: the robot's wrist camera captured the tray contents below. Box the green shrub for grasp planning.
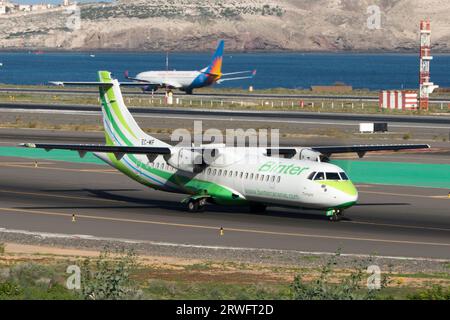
[80,248,141,300]
[290,253,390,300]
[0,262,78,300]
[9,263,56,288]
[0,282,22,298]
[0,243,4,255]
[407,285,450,300]
[145,279,290,300]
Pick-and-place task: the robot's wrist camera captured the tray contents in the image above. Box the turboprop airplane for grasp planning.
[124,40,256,94]
[22,71,430,221]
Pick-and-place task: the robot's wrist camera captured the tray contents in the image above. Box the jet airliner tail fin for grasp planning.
[203,40,224,76]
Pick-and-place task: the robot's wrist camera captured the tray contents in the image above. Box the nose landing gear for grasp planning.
[327,209,344,222]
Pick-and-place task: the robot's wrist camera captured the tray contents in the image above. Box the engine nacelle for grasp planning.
[295,148,325,162]
[166,148,204,173]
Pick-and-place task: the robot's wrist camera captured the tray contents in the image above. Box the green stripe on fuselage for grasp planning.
[98,71,137,140]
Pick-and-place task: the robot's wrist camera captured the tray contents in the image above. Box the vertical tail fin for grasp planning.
[204,40,224,76]
[97,71,170,148]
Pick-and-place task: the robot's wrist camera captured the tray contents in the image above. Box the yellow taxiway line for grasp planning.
[0,207,448,248]
[0,185,448,233]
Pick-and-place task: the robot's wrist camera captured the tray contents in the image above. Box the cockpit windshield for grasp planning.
[325,172,340,180]
[308,171,350,181]
[314,172,325,180]
[339,172,349,180]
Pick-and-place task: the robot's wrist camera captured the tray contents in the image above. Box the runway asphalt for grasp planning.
[1,103,450,126]
[0,156,449,259]
[1,87,450,104]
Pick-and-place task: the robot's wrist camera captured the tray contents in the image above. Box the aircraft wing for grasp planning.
[311,144,430,156]
[124,72,161,85]
[20,143,171,159]
[161,80,183,89]
[50,81,154,87]
[267,144,430,158]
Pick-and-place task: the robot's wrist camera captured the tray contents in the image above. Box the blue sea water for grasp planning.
[0,51,449,90]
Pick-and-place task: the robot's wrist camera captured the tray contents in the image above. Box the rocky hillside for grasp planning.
[1,0,450,52]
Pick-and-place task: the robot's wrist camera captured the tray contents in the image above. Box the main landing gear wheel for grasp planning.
[329,209,344,222]
[187,198,207,213]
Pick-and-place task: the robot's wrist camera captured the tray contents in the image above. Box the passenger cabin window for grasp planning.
[229,171,233,177]
[207,168,211,175]
[277,176,281,183]
[339,172,349,180]
[326,172,341,180]
[314,172,325,181]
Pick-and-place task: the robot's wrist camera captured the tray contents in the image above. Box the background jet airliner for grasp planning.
[125,40,256,94]
[23,71,430,221]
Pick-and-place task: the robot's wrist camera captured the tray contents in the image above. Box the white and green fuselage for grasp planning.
[95,71,358,213]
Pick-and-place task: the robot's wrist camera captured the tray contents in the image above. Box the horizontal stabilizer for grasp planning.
[221,70,256,76]
[217,75,255,83]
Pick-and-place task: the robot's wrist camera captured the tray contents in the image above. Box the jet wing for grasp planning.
[124,73,161,85]
[50,81,154,87]
[267,144,430,158]
[20,143,171,159]
[161,80,183,89]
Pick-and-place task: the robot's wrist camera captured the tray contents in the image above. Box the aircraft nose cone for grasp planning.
[341,182,358,207]
[324,180,358,208]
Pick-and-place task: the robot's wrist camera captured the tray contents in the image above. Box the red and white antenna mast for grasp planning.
[419,20,438,111]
